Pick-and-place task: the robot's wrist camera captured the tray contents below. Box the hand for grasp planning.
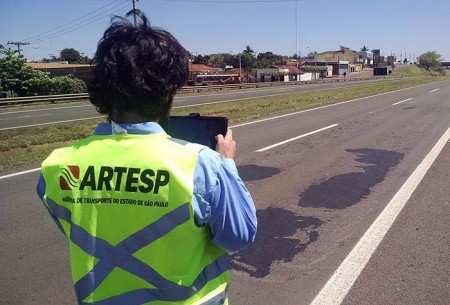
[216,128,236,160]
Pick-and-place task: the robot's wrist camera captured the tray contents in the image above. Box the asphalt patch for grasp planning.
[299,148,404,209]
[237,164,281,181]
[231,207,322,278]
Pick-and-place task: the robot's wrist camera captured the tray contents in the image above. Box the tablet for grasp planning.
[168,113,228,149]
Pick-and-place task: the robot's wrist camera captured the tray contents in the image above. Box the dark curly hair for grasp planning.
[89,9,189,122]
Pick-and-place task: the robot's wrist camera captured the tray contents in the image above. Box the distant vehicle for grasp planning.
[195,74,241,86]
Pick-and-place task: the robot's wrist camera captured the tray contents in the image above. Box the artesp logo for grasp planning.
[60,166,80,190]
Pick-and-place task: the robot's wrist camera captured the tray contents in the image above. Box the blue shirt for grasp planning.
[37,122,257,252]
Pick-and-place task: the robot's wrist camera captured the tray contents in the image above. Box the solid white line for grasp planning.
[0,104,90,115]
[255,124,338,152]
[0,116,104,131]
[0,168,41,180]
[429,88,440,93]
[309,125,450,305]
[392,98,412,106]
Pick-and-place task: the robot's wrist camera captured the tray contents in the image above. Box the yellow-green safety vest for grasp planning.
[40,132,228,305]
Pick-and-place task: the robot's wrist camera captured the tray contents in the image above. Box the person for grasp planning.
[36,9,257,305]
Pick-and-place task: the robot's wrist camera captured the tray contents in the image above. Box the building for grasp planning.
[304,46,362,75]
[256,65,300,82]
[26,63,93,82]
[187,63,220,85]
[357,50,373,67]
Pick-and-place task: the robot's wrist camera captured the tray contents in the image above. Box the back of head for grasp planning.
[89,9,189,122]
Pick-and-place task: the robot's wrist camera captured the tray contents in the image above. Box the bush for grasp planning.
[21,69,52,96]
[1,45,86,96]
[49,75,87,94]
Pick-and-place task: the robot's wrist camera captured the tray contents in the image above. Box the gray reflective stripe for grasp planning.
[168,137,206,154]
[83,256,229,305]
[46,198,228,304]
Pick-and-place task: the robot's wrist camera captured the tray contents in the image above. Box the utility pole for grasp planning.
[7,41,29,55]
[132,0,139,26]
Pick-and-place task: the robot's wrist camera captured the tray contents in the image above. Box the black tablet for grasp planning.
[168,113,228,149]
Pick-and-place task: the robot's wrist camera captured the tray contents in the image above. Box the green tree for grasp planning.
[0,45,39,95]
[60,48,82,63]
[192,54,210,65]
[255,52,286,68]
[361,46,369,52]
[243,45,254,55]
[0,44,86,96]
[241,46,256,67]
[417,51,442,71]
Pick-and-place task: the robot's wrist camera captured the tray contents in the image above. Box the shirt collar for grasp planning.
[93,121,166,135]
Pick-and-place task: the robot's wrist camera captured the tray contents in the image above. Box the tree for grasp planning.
[192,54,210,65]
[0,45,38,95]
[255,52,286,68]
[361,46,369,52]
[243,45,254,55]
[60,48,82,63]
[417,51,442,71]
[0,44,86,96]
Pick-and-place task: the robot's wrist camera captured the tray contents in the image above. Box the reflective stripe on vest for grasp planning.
[41,133,228,304]
[45,197,228,304]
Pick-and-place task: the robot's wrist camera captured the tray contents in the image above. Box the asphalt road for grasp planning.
[0,77,398,130]
[1,80,450,304]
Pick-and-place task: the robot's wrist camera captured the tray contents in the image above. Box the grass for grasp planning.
[391,64,446,77]
[1,73,448,172]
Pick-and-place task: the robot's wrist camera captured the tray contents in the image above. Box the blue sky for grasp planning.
[1,0,449,62]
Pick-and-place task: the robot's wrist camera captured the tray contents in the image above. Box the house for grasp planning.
[306,46,363,75]
[187,63,220,85]
[256,65,301,82]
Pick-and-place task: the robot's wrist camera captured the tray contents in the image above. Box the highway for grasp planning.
[1,77,398,130]
[1,80,450,304]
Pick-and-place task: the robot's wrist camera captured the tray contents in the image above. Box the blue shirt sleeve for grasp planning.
[192,148,257,252]
[36,173,66,234]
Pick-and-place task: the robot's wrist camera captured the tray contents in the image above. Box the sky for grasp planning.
[1,0,449,62]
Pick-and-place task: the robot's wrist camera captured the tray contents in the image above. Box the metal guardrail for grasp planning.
[0,93,89,105]
[0,76,400,105]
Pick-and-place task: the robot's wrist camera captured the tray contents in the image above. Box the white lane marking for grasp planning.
[0,104,91,115]
[231,83,442,129]
[429,88,440,93]
[177,81,446,110]
[0,113,52,121]
[0,116,104,131]
[310,125,450,305]
[0,168,41,180]
[256,124,338,152]
[392,98,412,106]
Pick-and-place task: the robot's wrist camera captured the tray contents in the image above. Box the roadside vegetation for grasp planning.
[1,69,448,173]
[391,64,445,77]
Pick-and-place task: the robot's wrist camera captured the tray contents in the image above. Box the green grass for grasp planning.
[1,76,448,172]
[391,64,445,77]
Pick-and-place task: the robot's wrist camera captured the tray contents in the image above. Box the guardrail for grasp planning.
[0,93,89,105]
[0,76,400,105]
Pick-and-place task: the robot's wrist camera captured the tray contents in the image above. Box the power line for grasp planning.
[7,41,30,55]
[165,0,314,2]
[27,2,131,44]
[22,0,127,42]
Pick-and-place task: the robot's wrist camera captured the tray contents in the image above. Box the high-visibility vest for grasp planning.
[40,132,229,305]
